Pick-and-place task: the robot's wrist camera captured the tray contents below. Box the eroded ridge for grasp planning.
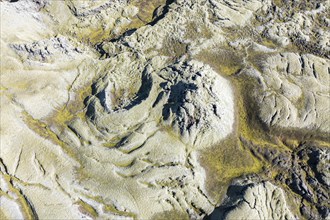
[1,0,329,219]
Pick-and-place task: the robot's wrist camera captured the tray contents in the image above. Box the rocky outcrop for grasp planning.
[259,0,330,57]
[10,36,83,62]
[206,177,295,220]
[248,53,330,134]
[1,0,329,219]
[243,138,330,219]
[63,58,234,219]
[86,57,234,148]
[158,61,234,147]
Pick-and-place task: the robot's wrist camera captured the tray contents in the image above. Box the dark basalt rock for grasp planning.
[242,138,330,219]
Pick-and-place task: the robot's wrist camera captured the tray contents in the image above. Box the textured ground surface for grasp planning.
[0,0,329,219]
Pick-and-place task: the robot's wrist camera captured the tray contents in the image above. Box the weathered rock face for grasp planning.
[158,61,234,148]
[1,0,329,219]
[310,147,330,187]
[10,36,83,63]
[248,52,330,133]
[60,59,234,219]
[241,139,330,219]
[260,0,330,57]
[207,177,295,220]
[86,58,234,147]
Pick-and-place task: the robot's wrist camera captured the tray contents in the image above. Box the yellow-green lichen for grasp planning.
[199,134,263,202]
[159,37,188,58]
[131,0,167,23]
[76,199,98,218]
[74,193,137,219]
[195,48,244,76]
[152,209,190,220]
[1,174,35,220]
[184,22,213,40]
